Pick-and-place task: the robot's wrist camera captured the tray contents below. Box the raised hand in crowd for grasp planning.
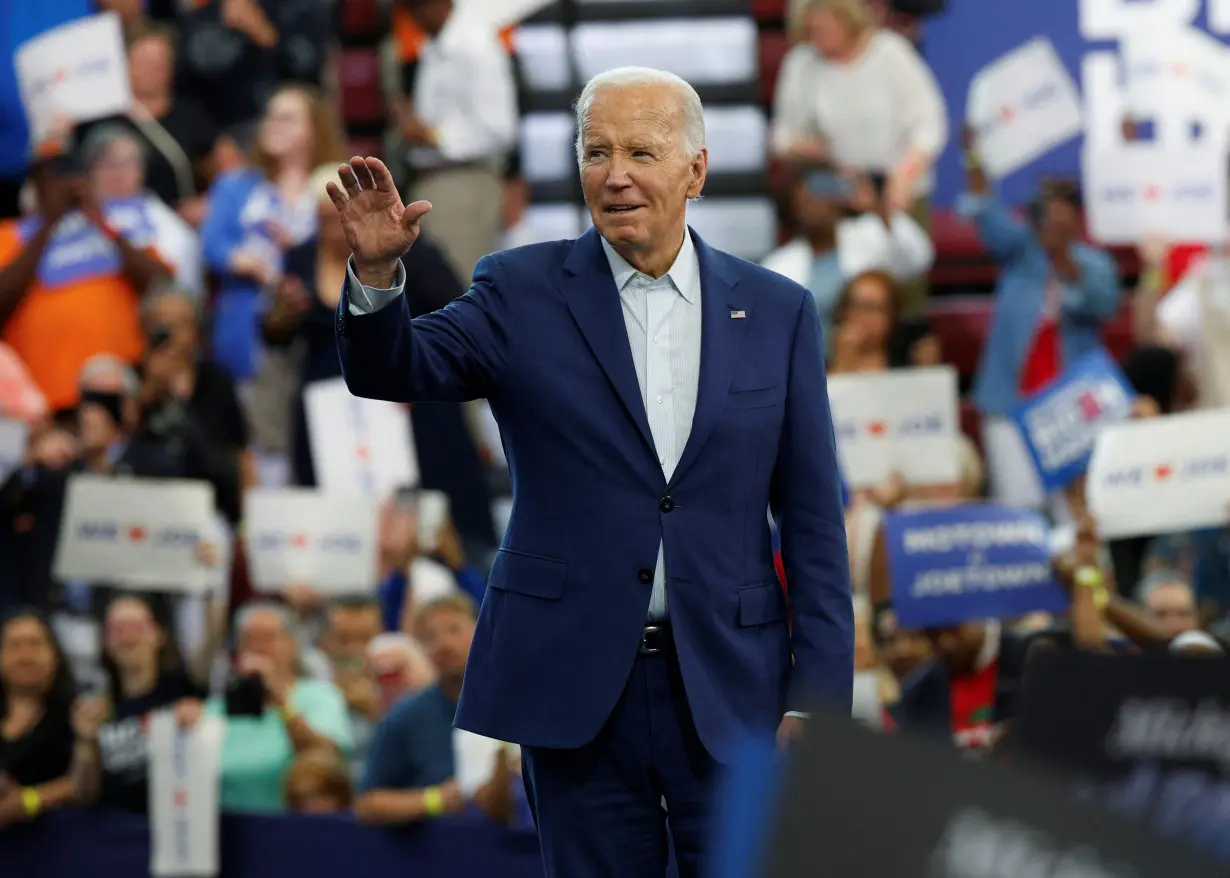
[334,665,381,723]
[960,124,988,196]
[327,157,431,289]
[378,498,419,574]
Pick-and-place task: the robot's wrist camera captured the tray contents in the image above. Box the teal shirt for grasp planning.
[205,678,354,813]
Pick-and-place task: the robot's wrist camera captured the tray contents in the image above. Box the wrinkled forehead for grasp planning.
[580,84,683,145]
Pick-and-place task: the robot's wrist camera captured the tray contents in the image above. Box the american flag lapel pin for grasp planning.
[730,310,746,319]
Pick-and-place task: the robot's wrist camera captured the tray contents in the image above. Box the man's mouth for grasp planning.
[605,204,642,214]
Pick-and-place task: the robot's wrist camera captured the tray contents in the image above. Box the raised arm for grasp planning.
[328,157,509,403]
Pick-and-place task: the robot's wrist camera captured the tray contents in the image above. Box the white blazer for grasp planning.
[759,211,934,288]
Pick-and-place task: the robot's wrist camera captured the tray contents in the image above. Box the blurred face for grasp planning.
[145,295,198,361]
[579,84,707,261]
[92,138,144,200]
[105,598,162,672]
[324,606,382,663]
[317,202,350,260]
[1038,196,1080,252]
[259,90,314,162]
[806,9,854,59]
[416,607,474,680]
[0,617,58,695]
[926,622,987,675]
[1145,581,1198,638]
[407,0,453,36]
[844,274,893,346]
[129,35,173,99]
[239,609,297,675]
[78,367,133,453]
[792,178,841,235]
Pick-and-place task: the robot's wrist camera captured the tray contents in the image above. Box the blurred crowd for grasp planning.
[0,0,1228,869]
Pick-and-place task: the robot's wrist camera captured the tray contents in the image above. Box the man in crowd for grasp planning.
[329,63,852,876]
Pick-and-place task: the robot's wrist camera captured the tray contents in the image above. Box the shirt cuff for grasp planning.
[784,711,810,720]
[346,258,407,316]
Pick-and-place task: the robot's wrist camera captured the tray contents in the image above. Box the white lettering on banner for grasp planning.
[1105,697,1230,770]
[903,521,1048,554]
[928,806,1135,878]
[912,563,1053,598]
[1024,380,1132,471]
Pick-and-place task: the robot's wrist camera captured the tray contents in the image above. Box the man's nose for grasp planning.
[605,157,633,188]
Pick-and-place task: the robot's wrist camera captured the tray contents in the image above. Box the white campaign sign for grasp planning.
[243,488,379,595]
[827,366,960,489]
[1082,142,1229,244]
[15,12,132,144]
[967,37,1085,179]
[53,476,216,593]
[305,377,419,497]
[1120,24,1230,127]
[0,419,27,483]
[148,710,223,878]
[1086,409,1230,539]
[453,729,520,797]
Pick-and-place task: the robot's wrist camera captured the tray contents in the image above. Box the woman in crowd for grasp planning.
[772,0,946,311]
[827,270,940,374]
[71,595,207,813]
[205,603,352,813]
[0,611,80,826]
[83,125,203,297]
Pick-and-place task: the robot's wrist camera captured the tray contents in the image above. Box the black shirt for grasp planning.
[0,700,75,786]
[97,672,205,814]
[186,359,250,454]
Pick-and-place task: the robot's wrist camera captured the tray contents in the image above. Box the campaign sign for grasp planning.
[243,488,379,595]
[967,37,1084,179]
[1086,408,1230,539]
[1120,24,1230,126]
[1082,141,1229,244]
[1017,651,1230,863]
[755,710,1217,878]
[827,366,960,489]
[305,377,419,498]
[0,419,26,484]
[15,12,132,144]
[53,476,216,593]
[1011,348,1134,492]
[884,503,1067,629]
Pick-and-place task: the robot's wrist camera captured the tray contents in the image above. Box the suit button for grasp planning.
[659,496,675,513]
[638,568,654,584]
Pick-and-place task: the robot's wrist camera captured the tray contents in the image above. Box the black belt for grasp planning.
[639,623,674,655]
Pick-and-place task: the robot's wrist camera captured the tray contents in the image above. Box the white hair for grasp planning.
[574,67,706,167]
[79,354,140,397]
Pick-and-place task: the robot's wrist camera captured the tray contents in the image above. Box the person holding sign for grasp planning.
[330,67,853,877]
[960,127,1122,510]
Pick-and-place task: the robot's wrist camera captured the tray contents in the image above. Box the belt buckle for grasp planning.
[640,624,665,655]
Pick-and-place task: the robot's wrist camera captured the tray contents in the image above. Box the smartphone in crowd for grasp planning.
[417,490,450,554]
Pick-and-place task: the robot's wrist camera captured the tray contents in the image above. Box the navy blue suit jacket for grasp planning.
[336,227,853,761]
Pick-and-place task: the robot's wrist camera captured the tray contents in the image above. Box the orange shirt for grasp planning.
[392,8,516,62]
[0,217,145,411]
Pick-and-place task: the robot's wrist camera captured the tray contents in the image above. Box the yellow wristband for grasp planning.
[277,705,299,724]
[422,786,444,817]
[21,787,41,817]
[1075,566,1109,610]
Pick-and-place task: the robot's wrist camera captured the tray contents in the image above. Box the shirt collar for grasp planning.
[599,229,699,304]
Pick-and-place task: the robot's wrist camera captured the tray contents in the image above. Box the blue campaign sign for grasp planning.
[924,0,1230,206]
[884,503,1068,629]
[1010,348,1135,492]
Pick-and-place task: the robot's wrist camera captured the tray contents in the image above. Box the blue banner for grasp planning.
[923,0,1230,206]
[1010,349,1135,492]
[18,197,154,287]
[884,503,1067,629]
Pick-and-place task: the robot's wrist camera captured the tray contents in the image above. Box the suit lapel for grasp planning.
[556,228,657,455]
[671,232,748,488]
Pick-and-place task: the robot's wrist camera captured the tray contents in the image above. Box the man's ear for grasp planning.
[686,148,709,200]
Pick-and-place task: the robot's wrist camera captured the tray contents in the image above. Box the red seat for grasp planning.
[959,400,983,455]
[758,29,790,107]
[340,0,382,42]
[752,0,788,22]
[928,208,998,291]
[347,137,383,161]
[926,295,993,380]
[338,49,384,127]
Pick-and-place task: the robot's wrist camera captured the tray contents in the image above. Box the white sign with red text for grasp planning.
[1082,142,1229,244]
[305,377,419,497]
[16,12,132,144]
[1120,24,1230,130]
[827,367,960,489]
[1086,409,1230,539]
[148,709,222,878]
[53,476,216,592]
[967,38,1084,179]
[244,488,379,594]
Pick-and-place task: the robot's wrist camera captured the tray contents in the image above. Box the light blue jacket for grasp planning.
[961,194,1122,416]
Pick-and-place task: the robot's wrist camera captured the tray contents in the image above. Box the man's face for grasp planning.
[78,367,131,453]
[417,606,475,680]
[145,295,198,361]
[1145,581,1198,638]
[129,34,173,98]
[579,84,707,259]
[925,622,986,675]
[324,606,383,663]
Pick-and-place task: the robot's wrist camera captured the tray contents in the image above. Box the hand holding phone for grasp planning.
[417,490,450,554]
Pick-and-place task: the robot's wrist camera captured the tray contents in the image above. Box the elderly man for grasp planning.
[329,67,853,876]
